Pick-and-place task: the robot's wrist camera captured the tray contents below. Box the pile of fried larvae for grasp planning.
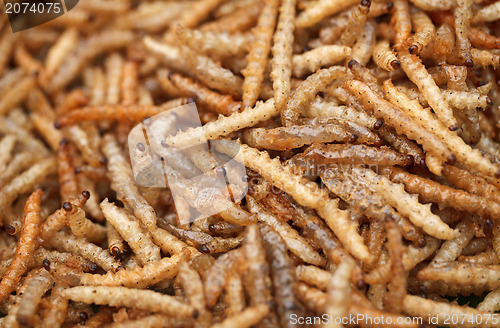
[1,0,500,327]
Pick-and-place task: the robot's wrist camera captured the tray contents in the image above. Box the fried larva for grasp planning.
[0,151,41,188]
[48,30,134,93]
[292,45,352,77]
[418,262,500,291]
[39,192,89,243]
[403,295,495,328]
[102,134,157,230]
[283,66,346,126]
[383,80,500,178]
[364,237,441,284]
[340,0,371,48]
[477,289,500,312]
[211,304,269,328]
[200,2,261,33]
[270,0,296,111]
[178,262,211,327]
[242,124,357,150]
[248,197,325,266]
[215,140,373,264]
[320,168,425,245]
[45,29,79,77]
[405,8,435,55]
[159,70,240,116]
[323,258,355,328]
[454,0,474,66]
[204,248,246,309]
[307,97,382,130]
[432,219,475,263]
[63,286,197,318]
[351,166,457,239]
[164,98,277,148]
[304,143,413,166]
[262,191,362,274]
[472,1,500,23]
[38,282,69,328]
[15,268,54,326]
[397,51,459,130]
[381,166,500,219]
[0,75,35,116]
[0,134,16,173]
[67,207,106,245]
[0,190,43,303]
[224,272,245,318]
[80,249,191,288]
[295,0,360,29]
[346,79,454,165]
[180,45,244,98]
[178,27,249,59]
[101,199,161,265]
[459,247,500,265]
[47,231,120,272]
[378,125,425,165]
[392,0,412,49]
[242,224,278,327]
[242,0,279,108]
[260,224,305,328]
[0,158,55,221]
[56,103,191,127]
[351,20,377,66]
[372,40,400,71]
[383,219,406,314]
[434,23,455,64]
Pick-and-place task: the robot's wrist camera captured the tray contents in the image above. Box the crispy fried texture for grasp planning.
[242,124,357,150]
[417,262,500,291]
[102,134,157,230]
[215,140,373,264]
[403,295,495,328]
[80,249,191,288]
[260,224,305,328]
[283,66,346,126]
[340,0,371,48]
[270,0,296,112]
[248,197,324,266]
[405,8,435,55]
[164,98,277,148]
[346,79,454,166]
[242,0,279,108]
[63,286,197,317]
[373,40,400,71]
[392,0,412,49]
[383,219,406,314]
[56,103,191,127]
[1,1,500,325]
[48,30,134,93]
[242,224,278,327]
[320,167,425,245]
[383,80,500,178]
[351,166,457,239]
[204,248,246,309]
[398,51,458,130]
[296,0,360,29]
[0,189,43,302]
[159,70,240,116]
[304,143,413,166]
[381,166,500,219]
[101,199,161,264]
